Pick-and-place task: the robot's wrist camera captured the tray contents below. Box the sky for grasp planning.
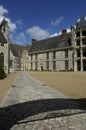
[0,0,86,45]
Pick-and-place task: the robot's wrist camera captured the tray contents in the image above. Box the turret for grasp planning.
[0,19,9,41]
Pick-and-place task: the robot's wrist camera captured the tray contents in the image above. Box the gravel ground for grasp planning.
[29,71,86,99]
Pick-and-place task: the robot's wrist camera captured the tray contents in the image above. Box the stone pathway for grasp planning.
[0,72,86,130]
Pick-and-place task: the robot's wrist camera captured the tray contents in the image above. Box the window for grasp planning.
[0,53,4,68]
[46,61,49,70]
[68,38,71,46]
[53,61,56,70]
[65,50,68,58]
[77,50,80,57]
[83,49,86,57]
[76,32,80,37]
[35,54,38,60]
[83,60,86,71]
[35,62,38,71]
[53,51,56,59]
[31,55,33,61]
[82,31,86,36]
[31,62,33,70]
[46,52,49,60]
[76,40,80,46]
[82,39,86,45]
[77,60,81,71]
[1,43,4,46]
[65,61,68,70]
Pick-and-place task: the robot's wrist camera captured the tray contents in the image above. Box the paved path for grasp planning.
[0,72,86,130]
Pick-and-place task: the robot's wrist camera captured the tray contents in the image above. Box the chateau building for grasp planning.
[0,16,86,74]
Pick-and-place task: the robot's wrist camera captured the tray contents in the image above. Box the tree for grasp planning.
[0,66,6,79]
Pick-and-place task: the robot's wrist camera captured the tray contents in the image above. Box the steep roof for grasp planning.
[24,44,32,51]
[29,33,72,53]
[0,19,8,27]
[10,44,23,57]
[76,16,86,28]
[0,31,7,43]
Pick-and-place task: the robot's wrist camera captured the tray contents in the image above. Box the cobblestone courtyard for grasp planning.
[0,72,86,130]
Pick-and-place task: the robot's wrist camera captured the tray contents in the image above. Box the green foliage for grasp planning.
[0,66,6,79]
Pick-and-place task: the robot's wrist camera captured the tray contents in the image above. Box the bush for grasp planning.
[0,66,6,79]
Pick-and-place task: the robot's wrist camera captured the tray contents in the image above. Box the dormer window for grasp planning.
[82,31,86,36]
[68,38,71,46]
[1,43,4,46]
[76,32,80,37]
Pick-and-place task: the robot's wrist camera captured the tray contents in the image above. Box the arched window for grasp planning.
[0,52,4,68]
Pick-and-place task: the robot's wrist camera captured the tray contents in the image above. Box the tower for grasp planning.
[0,19,10,74]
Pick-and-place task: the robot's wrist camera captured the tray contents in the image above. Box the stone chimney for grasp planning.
[32,39,37,44]
[61,29,67,39]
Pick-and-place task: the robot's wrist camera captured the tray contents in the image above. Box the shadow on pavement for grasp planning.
[0,98,86,130]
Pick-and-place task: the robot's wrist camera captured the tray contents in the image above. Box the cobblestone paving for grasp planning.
[0,72,86,130]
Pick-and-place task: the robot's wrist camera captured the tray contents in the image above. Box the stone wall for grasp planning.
[21,49,29,71]
[0,43,9,74]
[29,49,73,71]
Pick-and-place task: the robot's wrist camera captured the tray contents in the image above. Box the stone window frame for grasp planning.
[46,61,49,71]
[31,54,33,61]
[1,42,4,47]
[0,52,4,68]
[65,50,68,58]
[35,54,38,61]
[53,51,56,59]
[65,60,68,70]
[77,49,80,57]
[53,61,56,70]
[46,52,49,60]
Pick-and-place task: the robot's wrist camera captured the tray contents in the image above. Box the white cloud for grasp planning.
[6,18,17,32]
[16,19,23,29]
[50,16,64,27]
[50,33,59,38]
[0,5,8,16]
[16,32,26,44]
[67,28,71,32]
[77,18,80,22]
[50,28,71,38]
[16,19,23,26]
[27,26,50,40]
[0,5,17,32]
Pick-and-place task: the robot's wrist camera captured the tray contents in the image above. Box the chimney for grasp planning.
[61,29,67,39]
[32,39,37,44]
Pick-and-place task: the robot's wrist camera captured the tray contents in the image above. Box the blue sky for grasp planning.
[0,0,86,45]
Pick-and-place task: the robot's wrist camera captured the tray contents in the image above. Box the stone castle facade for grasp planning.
[0,16,86,74]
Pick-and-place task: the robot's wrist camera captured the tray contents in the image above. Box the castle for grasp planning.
[0,16,86,74]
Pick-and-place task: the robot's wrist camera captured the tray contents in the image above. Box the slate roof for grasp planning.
[0,31,7,43]
[10,44,23,57]
[76,16,86,28]
[29,33,72,53]
[24,44,32,51]
[10,44,31,57]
